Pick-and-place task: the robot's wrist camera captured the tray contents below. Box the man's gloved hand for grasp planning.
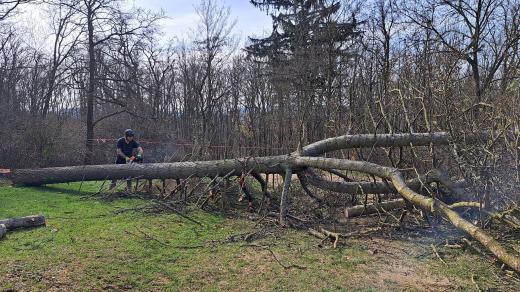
[125,156,131,163]
[136,153,142,162]
[129,156,136,162]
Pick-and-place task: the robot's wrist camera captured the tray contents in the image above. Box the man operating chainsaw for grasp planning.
[110,129,144,191]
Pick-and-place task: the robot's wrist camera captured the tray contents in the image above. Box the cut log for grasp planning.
[0,215,46,230]
[344,199,406,218]
[0,224,6,239]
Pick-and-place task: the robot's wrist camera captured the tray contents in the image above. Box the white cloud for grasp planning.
[9,0,273,49]
[130,0,272,43]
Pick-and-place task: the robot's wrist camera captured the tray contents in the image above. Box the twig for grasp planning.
[125,229,205,249]
[397,210,408,230]
[253,212,270,228]
[163,174,194,199]
[320,228,340,249]
[136,228,170,246]
[244,243,307,270]
[431,244,447,265]
[151,200,203,227]
[471,274,482,292]
[78,167,87,193]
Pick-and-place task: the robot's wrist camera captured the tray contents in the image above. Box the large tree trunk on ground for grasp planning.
[9,156,292,186]
[0,215,46,230]
[9,132,487,186]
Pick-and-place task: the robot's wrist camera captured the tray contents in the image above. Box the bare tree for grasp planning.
[40,0,82,117]
[0,0,31,21]
[192,0,237,156]
[404,0,520,107]
[53,0,162,164]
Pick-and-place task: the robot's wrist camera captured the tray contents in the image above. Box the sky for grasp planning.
[14,0,273,50]
[129,0,273,42]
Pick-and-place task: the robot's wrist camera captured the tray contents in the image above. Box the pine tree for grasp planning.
[246,0,360,143]
[246,0,359,84]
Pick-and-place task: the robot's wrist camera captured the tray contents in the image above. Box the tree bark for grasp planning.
[298,132,489,157]
[9,156,292,186]
[0,215,46,230]
[0,224,6,239]
[344,199,406,218]
[300,168,444,194]
[10,132,487,186]
[279,168,293,226]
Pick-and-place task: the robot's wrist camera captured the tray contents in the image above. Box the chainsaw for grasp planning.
[126,153,143,164]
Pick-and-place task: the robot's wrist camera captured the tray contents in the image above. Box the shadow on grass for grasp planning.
[29,184,99,197]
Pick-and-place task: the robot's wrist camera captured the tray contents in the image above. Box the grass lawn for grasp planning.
[0,182,518,291]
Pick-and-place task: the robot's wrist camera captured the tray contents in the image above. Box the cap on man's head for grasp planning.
[124,129,135,137]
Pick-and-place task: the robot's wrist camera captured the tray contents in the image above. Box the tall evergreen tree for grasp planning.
[246,0,360,143]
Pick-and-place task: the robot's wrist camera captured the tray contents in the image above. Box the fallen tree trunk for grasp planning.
[298,131,489,157]
[9,156,292,186]
[344,199,406,218]
[345,199,482,218]
[10,132,487,187]
[0,215,46,230]
[301,168,452,194]
[293,157,520,272]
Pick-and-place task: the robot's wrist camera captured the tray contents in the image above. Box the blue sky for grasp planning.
[131,0,273,41]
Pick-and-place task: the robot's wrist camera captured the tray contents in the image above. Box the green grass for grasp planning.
[0,183,516,291]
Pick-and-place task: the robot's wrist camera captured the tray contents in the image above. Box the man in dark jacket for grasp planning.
[110,129,144,190]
